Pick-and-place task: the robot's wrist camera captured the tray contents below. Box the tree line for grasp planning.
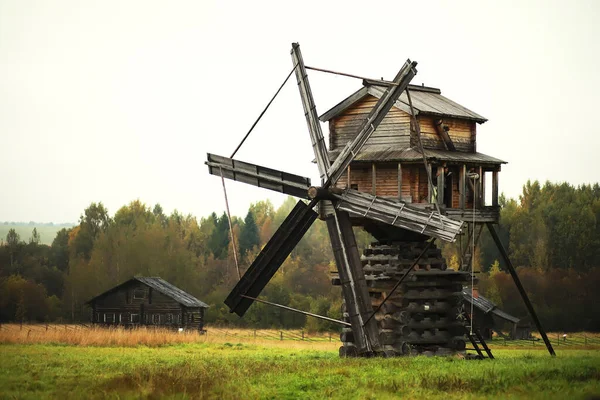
[0,180,599,332]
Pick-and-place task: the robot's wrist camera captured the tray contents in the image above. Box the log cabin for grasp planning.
[86,277,209,332]
[320,83,506,225]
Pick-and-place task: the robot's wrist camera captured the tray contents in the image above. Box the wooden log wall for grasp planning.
[375,164,399,197]
[329,96,411,151]
[414,117,475,152]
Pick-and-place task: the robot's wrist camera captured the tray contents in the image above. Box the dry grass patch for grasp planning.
[0,324,339,351]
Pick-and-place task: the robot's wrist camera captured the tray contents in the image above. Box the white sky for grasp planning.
[1,0,599,223]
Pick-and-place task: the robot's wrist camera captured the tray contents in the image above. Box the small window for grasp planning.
[153,314,160,324]
[350,184,358,190]
[105,313,115,323]
[131,314,140,323]
[118,313,122,323]
[175,314,181,324]
[133,289,146,299]
[166,314,173,324]
[95,313,100,322]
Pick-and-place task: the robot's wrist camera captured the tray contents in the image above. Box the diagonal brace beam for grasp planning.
[486,223,556,356]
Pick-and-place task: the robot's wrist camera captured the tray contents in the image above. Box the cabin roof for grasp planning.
[319,84,487,124]
[462,290,519,324]
[328,146,506,165]
[86,276,209,308]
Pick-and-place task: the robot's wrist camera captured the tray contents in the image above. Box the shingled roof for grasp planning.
[87,277,209,308]
[320,84,487,124]
[462,290,519,324]
[327,146,506,165]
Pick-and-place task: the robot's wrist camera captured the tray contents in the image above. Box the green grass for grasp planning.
[0,344,598,399]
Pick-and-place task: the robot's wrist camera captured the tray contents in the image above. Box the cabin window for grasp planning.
[133,289,146,299]
[95,313,100,322]
[105,313,115,323]
[153,314,161,324]
[166,314,173,324]
[131,314,140,323]
[175,314,181,324]
[350,184,358,190]
[118,313,122,323]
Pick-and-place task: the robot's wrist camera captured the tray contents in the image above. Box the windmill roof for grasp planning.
[320,84,487,123]
[86,277,209,308]
[328,147,505,165]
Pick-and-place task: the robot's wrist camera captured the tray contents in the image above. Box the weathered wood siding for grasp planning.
[414,117,475,152]
[374,164,398,197]
[329,96,411,150]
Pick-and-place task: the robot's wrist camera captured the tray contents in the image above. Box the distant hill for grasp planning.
[0,222,76,245]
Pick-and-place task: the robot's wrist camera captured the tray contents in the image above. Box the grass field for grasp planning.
[1,326,599,399]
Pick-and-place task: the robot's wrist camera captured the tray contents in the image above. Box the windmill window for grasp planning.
[133,289,146,299]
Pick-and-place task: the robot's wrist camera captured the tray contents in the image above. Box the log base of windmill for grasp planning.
[332,240,471,357]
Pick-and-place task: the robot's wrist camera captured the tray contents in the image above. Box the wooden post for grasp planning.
[280,331,283,341]
[397,163,402,201]
[302,330,305,341]
[459,165,466,209]
[371,163,376,196]
[492,169,499,207]
[427,164,433,203]
[478,166,484,207]
[437,166,444,206]
[347,165,351,189]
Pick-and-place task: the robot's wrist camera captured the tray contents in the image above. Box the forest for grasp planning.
[0,180,599,332]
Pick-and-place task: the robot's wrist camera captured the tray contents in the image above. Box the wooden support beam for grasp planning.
[459,165,466,209]
[397,163,402,201]
[434,120,457,151]
[327,210,382,354]
[427,164,432,203]
[437,166,444,207]
[492,169,499,207]
[486,223,556,357]
[478,166,484,207]
[372,163,376,196]
[347,165,351,189]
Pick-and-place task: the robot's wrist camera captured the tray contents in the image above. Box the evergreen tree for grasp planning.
[239,210,260,256]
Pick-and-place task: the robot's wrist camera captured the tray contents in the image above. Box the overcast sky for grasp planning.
[1,0,599,223]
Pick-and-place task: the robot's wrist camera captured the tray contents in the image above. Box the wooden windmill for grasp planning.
[206,43,555,357]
